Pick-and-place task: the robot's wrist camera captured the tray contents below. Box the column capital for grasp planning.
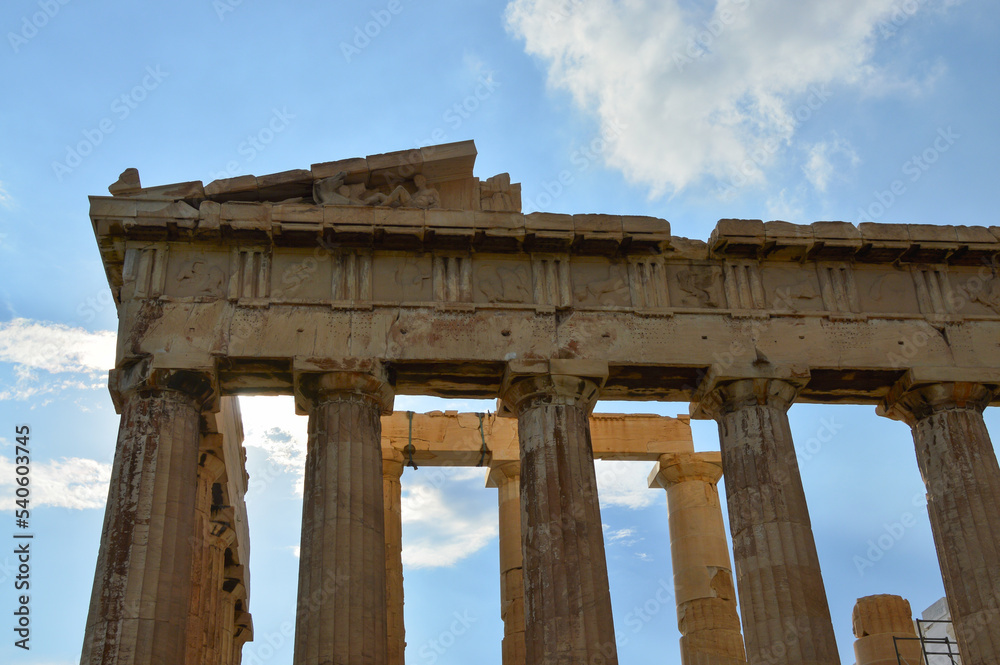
[499,359,607,416]
[647,452,723,489]
[294,360,394,415]
[109,357,219,413]
[210,505,238,548]
[877,367,1000,426]
[486,460,521,488]
[382,448,405,479]
[233,611,254,644]
[209,520,238,549]
[689,364,809,420]
[199,449,228,483]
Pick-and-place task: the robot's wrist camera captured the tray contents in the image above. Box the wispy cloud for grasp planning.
[506,0,954,196]
[238,396,308,494]
[0,318,116,374]
[0,318,116,400]
[607,527,639,545]
[595,460,658,509]
[402,480,497,568]
[0,181,11,208]
[802,136,860,192]
[0,455,111,509]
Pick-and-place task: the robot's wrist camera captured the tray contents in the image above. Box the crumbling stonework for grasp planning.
[852,595,922,665]
[84,140,1000,665]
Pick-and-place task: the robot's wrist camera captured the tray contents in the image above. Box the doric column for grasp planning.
[648,452,746,664]
[226,558,252,664]
[487,461,526,665]
[383,449,406,665]
[851,595,922,665]
[219,581,242,665]
[499,359,618,665]
[185,444,228,665]
[81,363,216,665]
[208,506,238,665]
[293,366,394,665]
[879,370,1000,665]
[691,367,840,665]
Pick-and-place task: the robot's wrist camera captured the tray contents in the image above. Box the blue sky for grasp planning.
[1,0,998,663]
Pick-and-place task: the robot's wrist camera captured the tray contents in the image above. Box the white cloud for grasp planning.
[607,527,640,546]
[0,319,117,401]
[766,187,806,222]
[0,319,115,373]
[238,396,308,495]
[802,136,860,192]
[401,481,497,568]
[0,181,11,208]
[505,0,953,196]
[595,460,658,509]
[0,455,111,509]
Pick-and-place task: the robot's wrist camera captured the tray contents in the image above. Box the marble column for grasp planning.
[81,366,215,665]
[487,461,526,665]
[226,558,252,664]
[649,452,746,664]
[383,449,406,665]
[692,370,839,665]
[209,506,238,665]
[851,595,922,665]
[185,444,227,665]
[879,372,1000,665]
[293,369,394,665]
[500,359,618,665]
[219,582,241,665]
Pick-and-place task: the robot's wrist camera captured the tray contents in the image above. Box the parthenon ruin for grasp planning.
[83,140,1000,664]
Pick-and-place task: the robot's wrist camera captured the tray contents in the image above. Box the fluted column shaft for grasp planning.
[383,451,405,665]
[206,521,235,665]
[293,370,393,665]
[81,382,206,665]
[851,595,922,665]
[489,462,526,665]
[501,362,618,665]
[696,377,839,665]
[220,585,238,665]
[650,453,746,665]
[185,444,228,665]
[881,380,1000,665]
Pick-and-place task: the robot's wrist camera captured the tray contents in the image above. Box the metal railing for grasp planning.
[894,619,961,664]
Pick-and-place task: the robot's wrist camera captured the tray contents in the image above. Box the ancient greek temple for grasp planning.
[83,141,1000,665]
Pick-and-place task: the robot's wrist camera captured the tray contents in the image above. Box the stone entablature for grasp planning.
[84,141,1000,665]
[90,143,1000,404]
[380,410,693,466]
[105,140,519,212]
